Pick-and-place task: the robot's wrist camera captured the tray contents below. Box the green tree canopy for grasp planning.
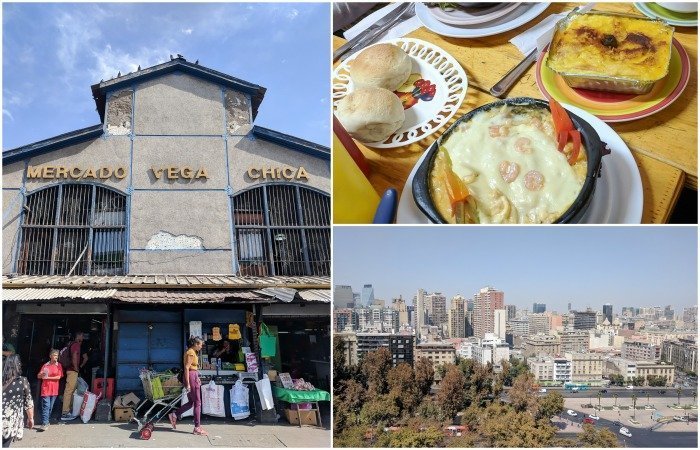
[437,365,467,420]
[387,363,422,413]
[361,347,392,396]
[415,357,435,396]
[578,423,620,447]
[537,391,564,420]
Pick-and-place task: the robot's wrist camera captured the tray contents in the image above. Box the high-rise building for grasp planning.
[622,340,660,361]
[529,313,550,336]
[493,309,507,339]
[559,330,590,353]
[393,296,410,327]
[682,306,697,324]
[508,318,530,336]
[361,284,374,307]
[449,296,466,338]
[426,292,447,330]
[603,303,613,325]
[567,302,572,312]
[473,286,505,339]
[661,338,698,374]
[465,310,474,337]
[664,305,674,320]
[416,289,426,341]
[573,310,597,330]
[533,302,546,313]
[506,304,517,320]
[356,333,415,366]
[333,308,357,332]
[334,285,355,309]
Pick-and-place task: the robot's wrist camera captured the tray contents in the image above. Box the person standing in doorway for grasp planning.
[169,337,208,436]
[59,331,84,421]
[37,349,63,429]
[2,355,34,447]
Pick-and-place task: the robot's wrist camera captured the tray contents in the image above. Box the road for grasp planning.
[550,387,697,400]
[558,406,698,448]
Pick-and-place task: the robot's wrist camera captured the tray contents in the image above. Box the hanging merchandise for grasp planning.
[245,352,259,372]
[211,327,222,341]
[246,311,254,328]
[259,323,277,358]
[180,387,194,418]
[230,380,250,420]
[228,323,242,340]
[255,374,275,410]
[201,380,226,417]
[189,321,202,339]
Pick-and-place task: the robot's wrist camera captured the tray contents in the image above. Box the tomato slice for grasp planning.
[549,99,574,135]
[557,130,569,153]
[567,130,581,165]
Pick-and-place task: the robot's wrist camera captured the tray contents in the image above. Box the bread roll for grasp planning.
[350,43,413,91]
[336,87,405,143]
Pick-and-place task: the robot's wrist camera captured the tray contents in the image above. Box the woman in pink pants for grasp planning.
[169,337,207,436]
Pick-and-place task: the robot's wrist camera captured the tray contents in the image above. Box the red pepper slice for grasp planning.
[567,130,581,165]
[557,130,569,153]
[550,99,574,135]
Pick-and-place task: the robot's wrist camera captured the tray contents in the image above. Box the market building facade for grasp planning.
[2,57,331,419]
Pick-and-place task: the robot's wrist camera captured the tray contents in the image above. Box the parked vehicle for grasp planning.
[571,387,579,393]
[673,416,688,422]
[619,427,632,437]
[539,388,547,393]
[626,385,634,390]
[583,418,595,424]
[613,421,623,427]
[658,390,666,394]
[567,410,577,417]
[599,389,608,393]
[588,414,600,420]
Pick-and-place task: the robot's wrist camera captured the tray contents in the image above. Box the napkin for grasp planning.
[344,3,421,41]
[508,13,567,56]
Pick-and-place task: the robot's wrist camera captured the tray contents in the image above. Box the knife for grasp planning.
[333,3,412,62]
[489,3,596,98]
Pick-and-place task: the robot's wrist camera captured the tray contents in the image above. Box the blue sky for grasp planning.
[333,226,698,313]
[2,2,330,150]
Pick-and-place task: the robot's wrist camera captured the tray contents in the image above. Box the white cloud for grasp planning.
[55,10,102,75]
[287,9,299,20]
[181,28,193,35]
[90,45,172,81]
[3,109,15,121]
[3,89,28,107]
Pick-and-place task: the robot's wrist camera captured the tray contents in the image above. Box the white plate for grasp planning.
[427,2,521,26]
[396,103,643,224]
[416,2,551,38]
[634,2,698,27]
[332,38,468,149]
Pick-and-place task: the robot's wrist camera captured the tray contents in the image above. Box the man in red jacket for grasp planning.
[60,331,84,421]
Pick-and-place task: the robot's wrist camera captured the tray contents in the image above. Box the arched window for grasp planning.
[231,184,330,277]
[17,184,127,275]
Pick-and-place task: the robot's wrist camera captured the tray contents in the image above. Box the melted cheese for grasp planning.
[431,106,586,224]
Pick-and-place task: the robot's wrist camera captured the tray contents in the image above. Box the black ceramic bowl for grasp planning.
[412,97,605,224]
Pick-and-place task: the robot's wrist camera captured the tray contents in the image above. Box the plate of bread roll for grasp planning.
[333,38,468,148]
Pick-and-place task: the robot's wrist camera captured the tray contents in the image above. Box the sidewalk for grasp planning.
[13,418,331,448]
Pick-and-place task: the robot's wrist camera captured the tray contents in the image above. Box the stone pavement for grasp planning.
[13,417,331,448]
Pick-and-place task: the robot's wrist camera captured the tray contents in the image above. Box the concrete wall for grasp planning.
[2,189,23,273]
[134,72,224,135]
[228,136,330,193]
[131,137,228,190]
[128,250,232,274]
[2,162,25,189]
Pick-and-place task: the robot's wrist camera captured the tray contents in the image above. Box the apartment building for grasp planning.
[415,342,457,380]
[356,332,415,366]
[560,330,590,353]
[529,313,550,335]
[622,339,661,361]
[567,352,603,383]
[524,334,561,357]
[661,338,698,373]
[335,332,359,366]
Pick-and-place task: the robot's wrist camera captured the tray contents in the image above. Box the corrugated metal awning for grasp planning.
[254,287,298,303]
[2,288,117,301]
[298,289,331,303]
[113,290,268,304]
[2,274,329,289]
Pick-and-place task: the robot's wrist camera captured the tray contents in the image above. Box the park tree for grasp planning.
[375,425,445,448]
[578,423,620,447]
[437,365,467,420]
[417,397,444,421]
[333,337,349,382]
[358,392,401,426]
[361,347,392,396]
[469,362,495,405]
[387,363,422,413]
[537,391,565,420]
[478,402,557,447]
[415,357,435,396]
[333,425,372,448]
[509,372,539,414]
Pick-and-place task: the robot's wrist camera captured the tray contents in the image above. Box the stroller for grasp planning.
[132,369,186,440]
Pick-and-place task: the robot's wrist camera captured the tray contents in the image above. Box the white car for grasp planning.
[539,388,547,393]
[588,414,600,420]
[626,385,634,390]
[673,415,688,422]
[619,427,632,437]
[566,410,577,417]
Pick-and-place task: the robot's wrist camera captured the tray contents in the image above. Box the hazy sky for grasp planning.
[3,2,329,150]
[334,226,698,313]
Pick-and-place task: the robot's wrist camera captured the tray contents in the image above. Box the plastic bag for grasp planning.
[72,392,83,417]
[255,374,275,410]
[230,380,250,420]
[180,387,194,418]
[76,377,89,396]
[79,391,99,423]
[259,323,277,358]
[201,380,226,417]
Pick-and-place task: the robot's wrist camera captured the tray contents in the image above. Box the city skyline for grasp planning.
[334,227,697,312]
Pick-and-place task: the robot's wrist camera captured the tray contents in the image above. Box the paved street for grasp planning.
[12,417,331,448]
[556,394,698,448]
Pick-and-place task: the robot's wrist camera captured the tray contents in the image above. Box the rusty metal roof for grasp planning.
[2,288,117,302]
[2,274,330,290]
[113,290,269,304]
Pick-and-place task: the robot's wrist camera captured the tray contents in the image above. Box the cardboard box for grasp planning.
[284,408,318,426]
[113,407,134,422]
[113,392,140,408]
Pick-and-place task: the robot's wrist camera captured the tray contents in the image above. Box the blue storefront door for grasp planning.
[115,310,182,394]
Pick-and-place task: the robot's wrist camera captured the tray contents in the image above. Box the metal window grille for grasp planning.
[17,184,127,275]
[232,184,330,277]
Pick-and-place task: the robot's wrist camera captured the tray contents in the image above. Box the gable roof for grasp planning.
[2,124,104,165]
[91,56,266,122]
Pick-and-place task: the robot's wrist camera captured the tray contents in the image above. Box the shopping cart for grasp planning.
[132,369,186,440]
